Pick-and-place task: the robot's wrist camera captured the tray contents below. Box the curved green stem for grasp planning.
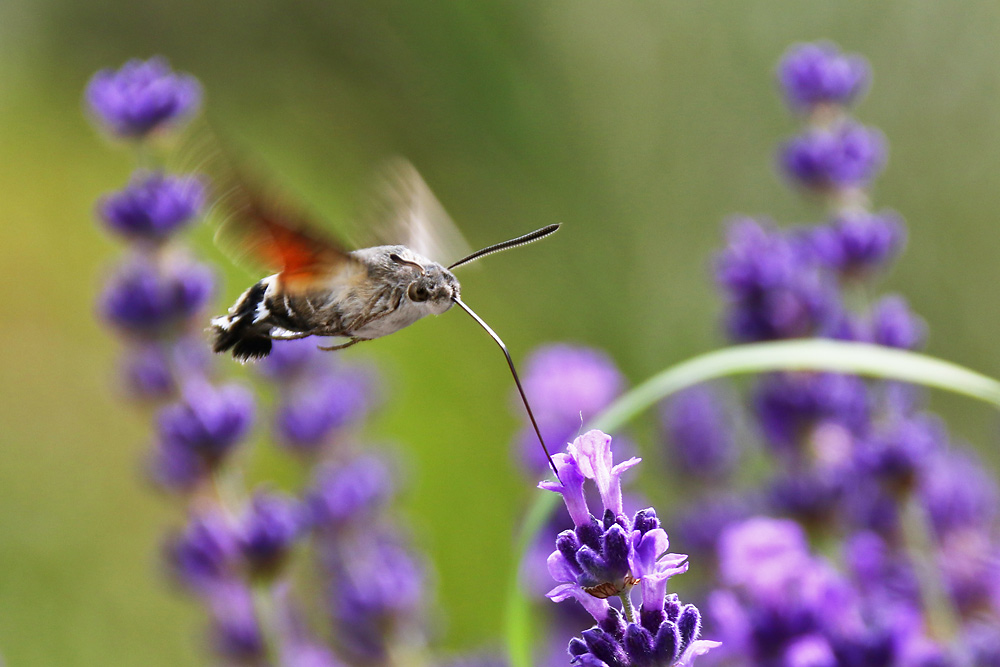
[505,340,1000,667]
[592,340,1000,434]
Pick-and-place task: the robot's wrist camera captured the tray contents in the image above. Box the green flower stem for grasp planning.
[505,340,1000,667]
[592,340,1000,435]
[899,494,958,636]
[619,590,636,624]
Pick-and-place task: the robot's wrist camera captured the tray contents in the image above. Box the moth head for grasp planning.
[389,251,459,314]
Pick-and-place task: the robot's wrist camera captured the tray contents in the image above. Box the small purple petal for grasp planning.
[539,452,591,527]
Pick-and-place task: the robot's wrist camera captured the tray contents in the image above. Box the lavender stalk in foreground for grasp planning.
[540,430,719,666]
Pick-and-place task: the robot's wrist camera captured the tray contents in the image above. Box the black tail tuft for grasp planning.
[231,336,273,362]
[210,280,273,362]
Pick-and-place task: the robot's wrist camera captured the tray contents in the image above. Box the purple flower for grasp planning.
[920,448,999,536]
[540,430,641,528]
[717,517,813,596]
[710,517,872,665]
[98,171,205,241]
[673,494,757,557]
[780,122,887,191]
[306,455,394,528]
[238,491,302,577]
[440,655,508,667]
[767,470,846,527]
[516,344,626,474]
[85,57,201,137]
[866,295,926,350]
[778,42,871,111]
[855,413,943,495]
[120,342,175,399]
[661,385,738,479]
[715,218,810,296]
[810,210,905,277]
[281,643,345,667]
[119,336,212,400]
[325,533,425,663]
[148,437,205,492]
[843,531,920,604]
[541,432,718,666]
[715,218,839,342]
[205,582,266,663]
[274,368,374,451]
[565,601,719,667]
[753,372,869,454]
[164,511,239,592]
[258,338,325,381]
[100,254,214,336]
[157,382,255,468]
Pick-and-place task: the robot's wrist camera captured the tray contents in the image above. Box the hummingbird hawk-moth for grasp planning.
[207,156,561,477]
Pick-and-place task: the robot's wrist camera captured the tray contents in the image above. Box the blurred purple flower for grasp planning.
[100,254,214,336]
[325,533,425,663]
[121,342,175,399]
[661,385,738,479]
[165,510,238,592]
[780,122,886,191]
[281,643,345,667]
[85,56,201,137]
[753,372,869,454]
[306,455,394,529]
[855,413,943,495]
[778,41,871,111]
[119,336,212,400]
[843,531,920,605]
[257,338,325,382]
[866,295,926,351]
[920,448,999,536]
[516,344,625,474]
[148,436,205,492]
[767,470,846,528]
[673,494,757,557]
[440,654,508,667]
[715,218,840,342]
[206,582,266,663]
[157,381,255,468]
[239,491,302,578]
[709,517,890,666]
[810,210,905,277]
[274,368,374,451]
[717,517,812,596]
[98,171,205,241]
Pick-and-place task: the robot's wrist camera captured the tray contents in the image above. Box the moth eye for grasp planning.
[408,283,431,302]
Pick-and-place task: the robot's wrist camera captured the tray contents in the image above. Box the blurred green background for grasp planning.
[3,1,1000,664]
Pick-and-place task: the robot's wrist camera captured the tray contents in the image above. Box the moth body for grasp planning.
[211,245,459,361]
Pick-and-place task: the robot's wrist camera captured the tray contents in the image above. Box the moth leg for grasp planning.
[317,337,364,352]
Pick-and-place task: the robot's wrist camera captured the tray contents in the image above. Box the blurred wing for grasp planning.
[355,158,471,263]
[210,156,359,293]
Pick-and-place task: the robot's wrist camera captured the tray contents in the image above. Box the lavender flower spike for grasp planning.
[85,56,202,138]
[543,432,718,666]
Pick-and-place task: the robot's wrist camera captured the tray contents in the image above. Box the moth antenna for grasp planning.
[448,224,560,271]
[453,297,561,482]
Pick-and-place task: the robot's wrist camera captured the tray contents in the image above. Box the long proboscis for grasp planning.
[448,224,561,271]
[453,297,561,481]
